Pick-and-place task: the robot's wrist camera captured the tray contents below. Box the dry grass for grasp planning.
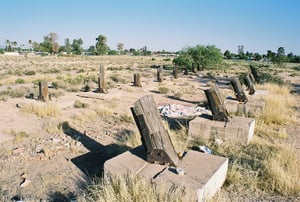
[85,173,192,202]
[255,83,297,139]
[21,102,60,118]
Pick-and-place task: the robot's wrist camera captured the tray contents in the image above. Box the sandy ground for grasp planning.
[0,55,299,201]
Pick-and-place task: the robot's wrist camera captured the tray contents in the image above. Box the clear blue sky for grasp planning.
[1,0,300,54]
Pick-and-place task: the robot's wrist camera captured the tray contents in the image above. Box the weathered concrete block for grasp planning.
[104,146,228,201]
[224,99,265,116]
[189,116,255,145]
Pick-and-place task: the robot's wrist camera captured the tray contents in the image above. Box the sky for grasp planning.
[1,0,300,54]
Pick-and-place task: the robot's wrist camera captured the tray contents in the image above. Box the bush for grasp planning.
[15,78,25,84]
[74,100,89,108]
[158,86,169,94]
[23,70,36,75]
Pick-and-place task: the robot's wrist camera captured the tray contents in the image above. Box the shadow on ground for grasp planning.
[61,122,131,177]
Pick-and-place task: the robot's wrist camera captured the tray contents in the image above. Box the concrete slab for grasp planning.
[189,116,255,145]
[104,146,228,201]
[224,99,265,116]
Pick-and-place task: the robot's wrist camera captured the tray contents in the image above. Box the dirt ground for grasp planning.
[0,55,299,201]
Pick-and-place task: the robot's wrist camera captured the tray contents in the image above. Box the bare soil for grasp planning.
[0,55,299,201]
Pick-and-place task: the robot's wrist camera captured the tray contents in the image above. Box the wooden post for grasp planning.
[230,77,248,103]
[133,73,142,87]
[131,95,179,166]
[98,64,108,93]
[157,65,163,82]
[38,81,49,102]
[173,66,179,79]
[249,65,259,83]
[191,63,196,73]
[244,74,255,95]
[249,73,255,84]
[204,84,230,122]
[184,67,188,75]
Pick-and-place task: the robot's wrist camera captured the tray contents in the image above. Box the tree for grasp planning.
[174,45,223,71]
[5,39,11,52]
[237,45,246,59]
[274,47,286,65]
[224,50,232,59]
[95,34,108,55]
[173,52,193,69]
[266,50,275,61]
[71,38,83,55]
[64,38,72,54]
[117,42,124,55]
[253,52,262,61]
[39,32,59,54]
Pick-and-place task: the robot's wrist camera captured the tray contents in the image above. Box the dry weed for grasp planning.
[85,173,192,202]
[21,102,60,118]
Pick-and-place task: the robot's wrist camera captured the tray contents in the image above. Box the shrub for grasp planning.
[15,78,25,84]
[74,100,89,108]
[158,86,169,94]
[23,70,36,75]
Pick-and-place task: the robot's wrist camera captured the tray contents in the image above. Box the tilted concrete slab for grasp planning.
[104,146,228,201]
[189,115,255,145]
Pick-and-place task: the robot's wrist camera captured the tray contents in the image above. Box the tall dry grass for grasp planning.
[21,102,60,118]
[85,173,192,202]
[255,83,297,138]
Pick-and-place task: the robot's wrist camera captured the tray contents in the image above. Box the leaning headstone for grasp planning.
[133,73,142,87]
[244,74,255,95]
[173,66,179,79]
[204,84,230,122]
[98,64,108,93]
[230,77,248,102]
[157,66,163,82]
[249,65,259,83]
[38,81,49,102]
[105,94,229,201]
[131,95,179,166]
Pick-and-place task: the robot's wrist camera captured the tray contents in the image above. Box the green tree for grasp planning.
[64,38,72,54]
[173,52,193,69]
[174,45,223,71]
[266,50,275,61]
[39,32,59,54]
[71,38,83,55]
[237,45,246,59]
[224,50,232,59]
[5,39,11,52]
[95,34,108,55]
[274,47,286,65]
[117,42,124,55]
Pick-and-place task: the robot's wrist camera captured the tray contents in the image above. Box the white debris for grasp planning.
[158,104,207,118]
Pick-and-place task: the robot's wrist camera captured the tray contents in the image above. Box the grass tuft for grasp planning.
[21,102,60,118]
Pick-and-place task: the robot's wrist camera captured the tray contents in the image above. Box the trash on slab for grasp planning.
[158,104,207,118]
[192,146,212,154]
[176,167,185,176]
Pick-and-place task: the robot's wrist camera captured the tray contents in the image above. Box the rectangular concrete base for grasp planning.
[104,146,228,201]
[224,99,265,116]
[189,116,255,145]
